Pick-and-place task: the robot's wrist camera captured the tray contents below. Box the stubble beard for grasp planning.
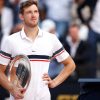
[24,20,38,28]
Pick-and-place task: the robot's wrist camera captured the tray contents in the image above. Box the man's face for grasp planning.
[69,26,79,41]
[21,4,39,27]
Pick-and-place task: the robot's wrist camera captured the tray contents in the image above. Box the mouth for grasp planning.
[31,18,37,20]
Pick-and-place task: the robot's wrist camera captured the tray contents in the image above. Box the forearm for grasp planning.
[51,57,76,88]
[53,63,75,87]
[43,57,76,88]
[0,69,13,92]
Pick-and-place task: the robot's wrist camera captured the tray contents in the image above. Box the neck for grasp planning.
[24,25,39,40]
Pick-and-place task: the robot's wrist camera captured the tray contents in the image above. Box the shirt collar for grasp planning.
[20,27,43,39]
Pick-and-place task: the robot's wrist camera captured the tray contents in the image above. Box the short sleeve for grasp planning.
[0,37,12,65]
[51,35,69,62]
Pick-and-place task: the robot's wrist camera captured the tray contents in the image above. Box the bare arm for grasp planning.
[0,65,13,90]
[43,56,76,88]
[0,64,24,99]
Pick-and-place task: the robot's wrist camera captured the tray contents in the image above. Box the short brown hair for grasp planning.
[19,1,38,14]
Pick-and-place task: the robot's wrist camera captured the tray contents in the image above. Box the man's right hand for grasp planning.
[9,84,25,99]
[0,65,25,99]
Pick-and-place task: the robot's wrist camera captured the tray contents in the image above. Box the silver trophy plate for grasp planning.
[5,55,31,90]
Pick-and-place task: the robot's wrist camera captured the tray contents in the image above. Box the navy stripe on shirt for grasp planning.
[52,47,64,57]
[0,50,11,58]
[28,55,50,60]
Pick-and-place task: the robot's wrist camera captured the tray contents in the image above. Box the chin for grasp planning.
[30,24,38,28]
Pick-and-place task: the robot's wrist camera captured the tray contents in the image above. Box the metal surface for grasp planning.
[5,55,31,90]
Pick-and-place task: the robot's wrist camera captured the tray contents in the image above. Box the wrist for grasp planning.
[49,80,57,88]
[7,83,14,93]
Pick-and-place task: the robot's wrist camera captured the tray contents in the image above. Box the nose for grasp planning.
[31,12,34,15]
[31,12,36,18]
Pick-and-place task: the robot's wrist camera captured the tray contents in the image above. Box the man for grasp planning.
[63,23,96,78]
[0,1,75,100]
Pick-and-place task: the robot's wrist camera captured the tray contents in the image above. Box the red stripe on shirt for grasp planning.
[0,53,11,59]
[30,59,50,62]
[51,49,65,60]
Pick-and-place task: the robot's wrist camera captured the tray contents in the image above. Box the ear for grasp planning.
[19,14,24,21]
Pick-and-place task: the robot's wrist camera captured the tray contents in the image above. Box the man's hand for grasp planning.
[42,73,56,88]
[0,65,25,99]
[9,83,25,99]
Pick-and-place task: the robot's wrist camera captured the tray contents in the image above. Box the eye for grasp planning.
[34,10,39,13]
[26,11,32,14]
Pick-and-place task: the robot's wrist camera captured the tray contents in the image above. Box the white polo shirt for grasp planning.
[0,28,69,100]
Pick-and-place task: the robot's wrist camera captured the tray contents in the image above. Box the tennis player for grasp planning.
[0,1,76,100]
